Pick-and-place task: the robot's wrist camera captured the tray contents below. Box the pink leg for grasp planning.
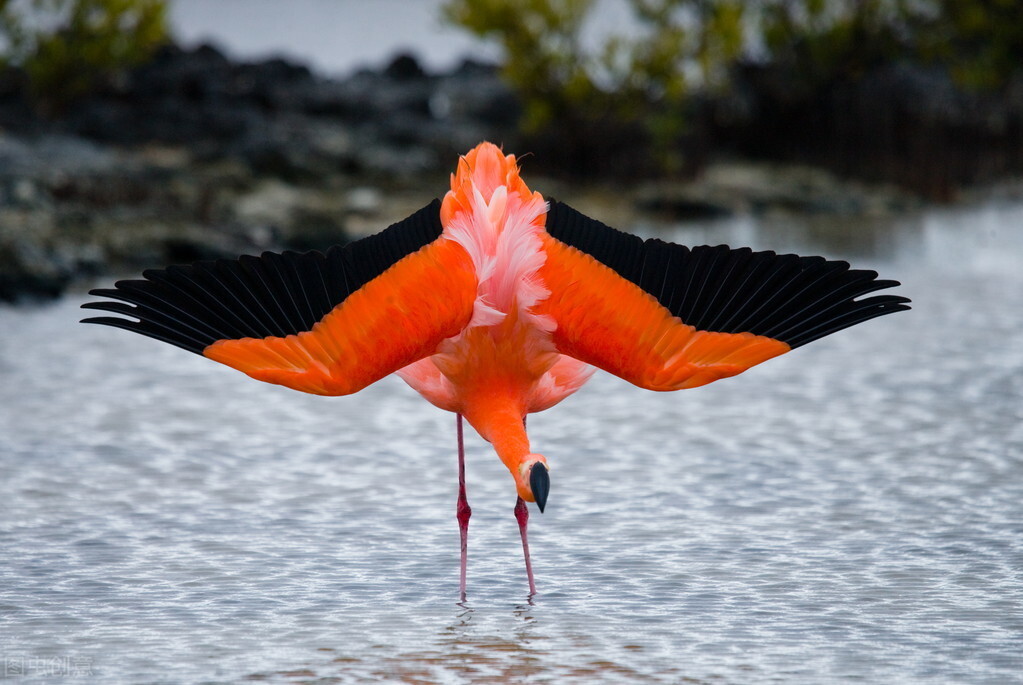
[456,413,471,602]
[514,496,537,596]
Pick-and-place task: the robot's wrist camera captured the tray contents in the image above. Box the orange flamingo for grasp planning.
[82,142,909,599]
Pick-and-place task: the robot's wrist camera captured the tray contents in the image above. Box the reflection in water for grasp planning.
[428,604,547,680]
[271,601,677,682]
[1,201,1021,683]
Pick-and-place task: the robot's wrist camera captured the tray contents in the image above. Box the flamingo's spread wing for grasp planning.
[537,201,910,390]
[82,201,477,396]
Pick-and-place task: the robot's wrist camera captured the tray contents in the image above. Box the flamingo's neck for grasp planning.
[463,395,545,503]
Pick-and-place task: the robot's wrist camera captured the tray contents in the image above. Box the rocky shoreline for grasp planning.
[0,43,1015,302]
[0,44,522,301]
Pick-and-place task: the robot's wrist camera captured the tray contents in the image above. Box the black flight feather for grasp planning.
[545,200,909,348]
[82,199,445,354]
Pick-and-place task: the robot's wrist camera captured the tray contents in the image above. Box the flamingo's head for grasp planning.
[518,454,550,513]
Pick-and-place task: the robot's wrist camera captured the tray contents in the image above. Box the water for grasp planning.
[2,201,1022,683]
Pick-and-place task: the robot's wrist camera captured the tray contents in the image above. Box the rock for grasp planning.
[631,159,921,222]
[433,59,520,129]
[284,206,351,252]
[0,41,967,303]
[345,187,383,215]
[229,179,351,251]
[0,209,89,302]
[10,179,41,206]
[0,130,273,301]
[635,187,732,220]
[384,53,427,81]
[636,162,917,219]
[233,179,306,229]
[0,133,122,180]
[0,41,521,194]
[51,44,513,180]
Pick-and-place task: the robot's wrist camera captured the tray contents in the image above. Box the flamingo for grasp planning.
[82,142,909,599]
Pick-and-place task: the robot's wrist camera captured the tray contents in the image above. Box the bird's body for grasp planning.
[397,147,593,501]
[83,142,909,598]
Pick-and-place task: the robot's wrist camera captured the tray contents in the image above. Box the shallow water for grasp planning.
[2,202,1022,683]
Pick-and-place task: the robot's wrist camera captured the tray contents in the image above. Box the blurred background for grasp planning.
[1,0,1022,300]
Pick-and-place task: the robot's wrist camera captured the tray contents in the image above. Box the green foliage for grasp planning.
[758,0,1023,91]
[919,0,1023,90]
[759,0,908,84]
[444,0,746,172]
[444,0,1023,172]
[0,0,169,107]
[444,0,595,132]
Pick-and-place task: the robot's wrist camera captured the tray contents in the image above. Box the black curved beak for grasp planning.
[529,462,550,513]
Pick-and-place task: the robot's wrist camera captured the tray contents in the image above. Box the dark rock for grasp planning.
[635,193,732,220]
[431,60,520,129]
[283,206,352,252]
[0,205,93,302]
[0,42,520,190]
[0,43,521,301]
[0,39,972,304]
[0,238,74,302]
[158,229,261,265]
[384,53,427,81]
[0,134,121,180]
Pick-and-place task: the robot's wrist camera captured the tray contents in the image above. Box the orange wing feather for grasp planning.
[205,237,476,395]
[535,234,790,390]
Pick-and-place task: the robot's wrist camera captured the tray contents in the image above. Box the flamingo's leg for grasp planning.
[514,496,537,596]
[456,413,471,601]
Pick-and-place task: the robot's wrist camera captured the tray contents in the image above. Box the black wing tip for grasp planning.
[81,199,446,355]
[785,294,912,348]
[80,312,208,353]
[545,198,912,347]
[773,273,911,346]
[80,300,134,314]
[80,315,126,325]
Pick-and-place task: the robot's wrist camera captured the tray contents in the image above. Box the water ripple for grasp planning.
[2,203,1022,683]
